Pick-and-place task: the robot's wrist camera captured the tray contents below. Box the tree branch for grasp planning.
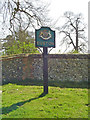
[60,30,76,50]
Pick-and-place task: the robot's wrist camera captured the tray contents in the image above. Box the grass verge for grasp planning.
[2,83,88,118]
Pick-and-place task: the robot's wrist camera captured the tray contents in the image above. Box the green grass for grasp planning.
[2,83,88,118]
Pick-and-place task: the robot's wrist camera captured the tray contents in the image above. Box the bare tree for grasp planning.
[57,11,87,53]
[0,0,50,34]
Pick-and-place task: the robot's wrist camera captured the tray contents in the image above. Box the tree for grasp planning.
[2,30,39,55]
[0,0,50,55]
[57,11,87,53]
[0,0,50,34]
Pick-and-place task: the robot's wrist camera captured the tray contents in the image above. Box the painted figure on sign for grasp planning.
[39,30,52,40]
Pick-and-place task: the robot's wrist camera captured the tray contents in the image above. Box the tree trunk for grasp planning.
[76,30,78,52]
[76,20,78,52]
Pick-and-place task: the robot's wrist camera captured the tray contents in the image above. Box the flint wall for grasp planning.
[1,54,89,84]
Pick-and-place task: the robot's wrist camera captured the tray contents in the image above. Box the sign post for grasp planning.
[35,27,55,94]
[43,47,48,94]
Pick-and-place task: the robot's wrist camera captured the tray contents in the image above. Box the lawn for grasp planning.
[2,83,88,118]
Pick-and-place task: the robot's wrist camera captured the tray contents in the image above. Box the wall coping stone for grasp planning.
[1,53,90,61]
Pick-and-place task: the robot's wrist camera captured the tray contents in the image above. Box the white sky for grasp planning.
[45,0,88,22]
[42,0,89,53]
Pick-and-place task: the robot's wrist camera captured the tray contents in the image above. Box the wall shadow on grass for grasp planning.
[2,92,46,115]
[2,79,88,89]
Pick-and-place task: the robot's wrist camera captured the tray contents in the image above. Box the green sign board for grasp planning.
[35,27,55,48]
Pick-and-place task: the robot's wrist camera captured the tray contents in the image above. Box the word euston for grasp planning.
[37,41,54,46]
[35,27,55,48]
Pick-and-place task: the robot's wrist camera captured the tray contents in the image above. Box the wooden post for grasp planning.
[43,47,48,94]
